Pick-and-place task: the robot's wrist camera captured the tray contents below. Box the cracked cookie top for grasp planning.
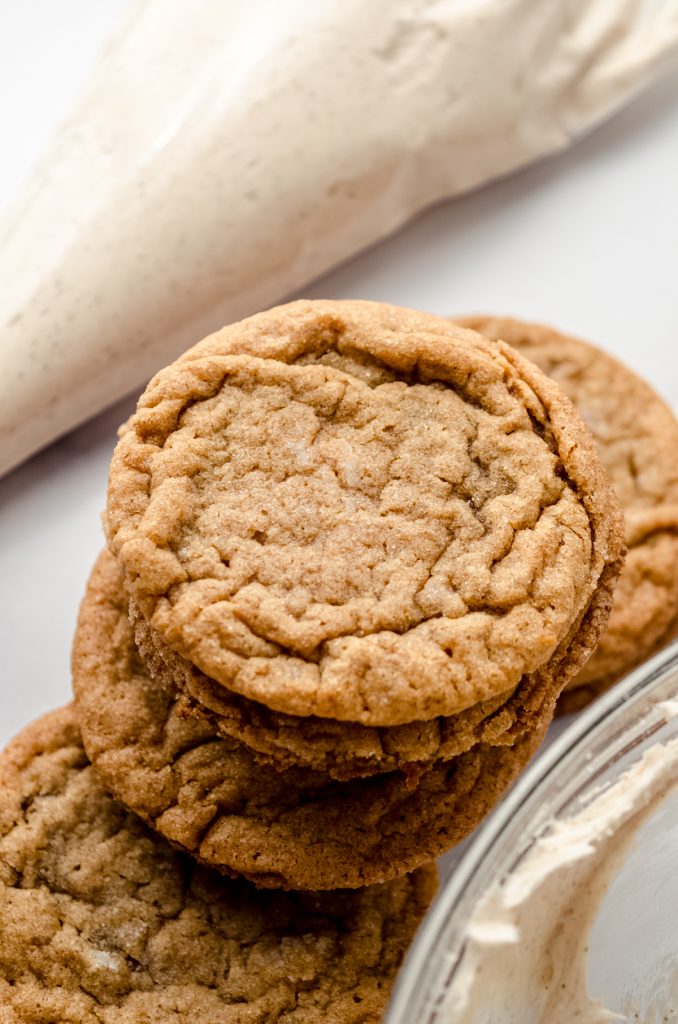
[0,707,436,1023]
[459,316,678,692]
[106,300,623,726]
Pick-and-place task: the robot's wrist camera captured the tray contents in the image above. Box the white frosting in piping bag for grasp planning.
[442,736,678,1023]
[2,0,678,474]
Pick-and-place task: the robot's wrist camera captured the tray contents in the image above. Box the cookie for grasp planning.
[72,551,559,890]
[0,706,437,1024]
[106,299,623,734]
[457,316,678,706]
[130,593,549,781]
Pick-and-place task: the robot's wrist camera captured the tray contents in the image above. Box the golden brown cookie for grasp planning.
[72,551,565,890]
[457,316,678,707]
[106,299,623,735]
[129,592,550,781]
[0,706,436,1024]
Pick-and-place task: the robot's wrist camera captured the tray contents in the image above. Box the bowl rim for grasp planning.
[386,638,678,1022]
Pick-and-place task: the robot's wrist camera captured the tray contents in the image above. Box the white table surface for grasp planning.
[1,4,678,761]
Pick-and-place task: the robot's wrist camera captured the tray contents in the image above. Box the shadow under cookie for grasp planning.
[73,551,552,891]
[0,706,437,1024]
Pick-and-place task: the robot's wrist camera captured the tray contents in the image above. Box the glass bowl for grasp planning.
[387,641,678,1024]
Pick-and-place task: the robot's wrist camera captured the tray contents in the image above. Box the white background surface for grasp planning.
[1,3,678,750]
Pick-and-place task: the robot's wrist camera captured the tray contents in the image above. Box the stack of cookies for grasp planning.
[2,300,631,1022]
[76,300,624,891]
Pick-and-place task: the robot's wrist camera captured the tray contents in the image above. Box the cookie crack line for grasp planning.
[141,345,490,454]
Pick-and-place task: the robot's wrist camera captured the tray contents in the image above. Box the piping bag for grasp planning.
[2,0,678,476]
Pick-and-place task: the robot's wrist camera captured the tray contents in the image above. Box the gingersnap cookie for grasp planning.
[106,300,623,750]
[72,551,558,890]
[0,706,436,1024]
[130,593,549,781]
[457,316,678,708]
